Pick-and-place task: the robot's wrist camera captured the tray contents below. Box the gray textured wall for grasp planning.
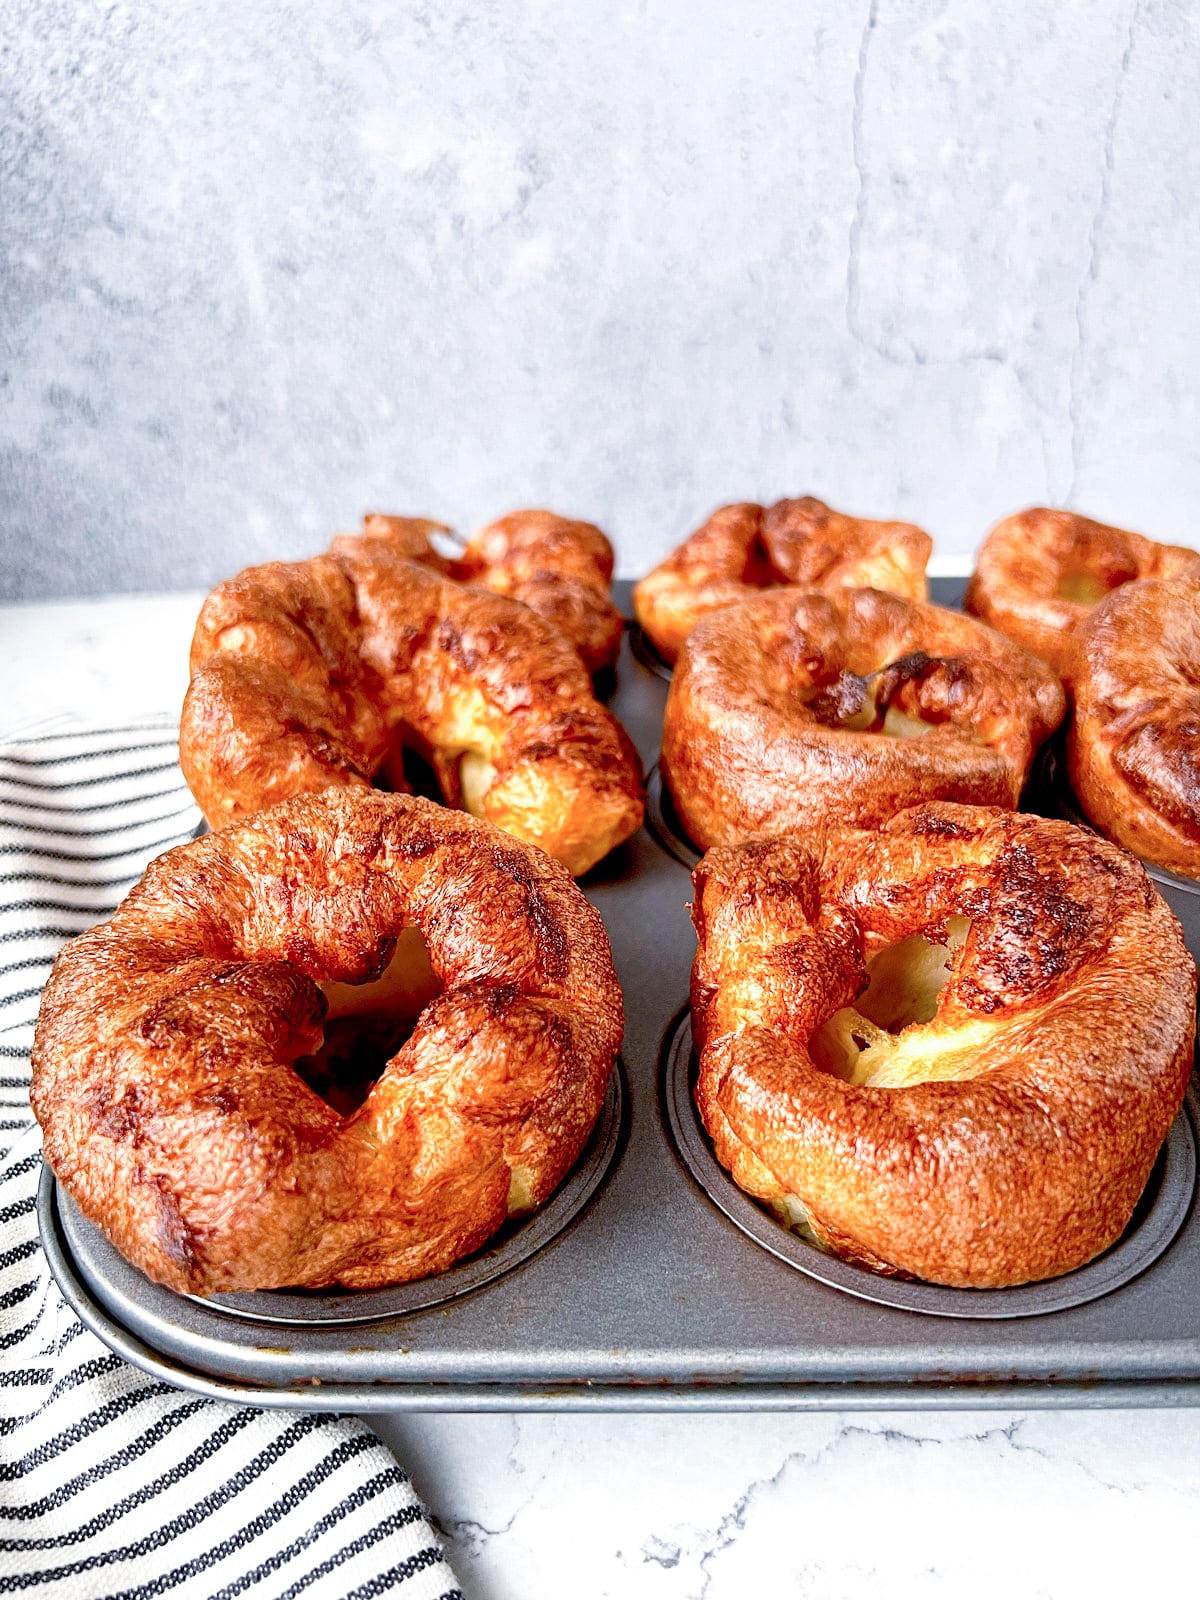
[2,0,1198,599]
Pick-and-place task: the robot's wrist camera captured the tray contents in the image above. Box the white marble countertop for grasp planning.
[3,591,1198,1600]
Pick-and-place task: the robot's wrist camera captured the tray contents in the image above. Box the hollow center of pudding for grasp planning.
[373,686,501,818]
[436,686,501,817]
[809,917,992,1089]
[293,927,443,1115]
[805,669,936,739]
[1057,570,1109,605]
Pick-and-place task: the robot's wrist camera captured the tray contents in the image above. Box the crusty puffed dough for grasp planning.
[355,509,622,672]
[181,519,644,877]
[31,788,624,1294]
[454,510,624,674]
[358,513,457,574]
[1068,576,1200,879]
[662,587,1065,849]
[690,805,1196,1288]
[183,555,394,808]
[632,497,932,664]
[965,508,1200,677]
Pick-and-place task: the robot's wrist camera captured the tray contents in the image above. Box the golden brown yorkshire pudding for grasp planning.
[453,510,624,674]
[31,788,623,1294]
[354,510,621,671]
[965,508,1200,676]
[1067,576,1200,878]
[662,588,1065,850]
[180,518,643,877]
[632,497,932,664]
[690,805,1195,1288]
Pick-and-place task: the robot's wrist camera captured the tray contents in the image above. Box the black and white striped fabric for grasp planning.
[0,718,463,1600]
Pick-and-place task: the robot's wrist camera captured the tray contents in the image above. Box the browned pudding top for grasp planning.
[1068,576,1200,874]
[661,587,1065,846]
[454,509,623,673]
[632,496,932,662]
[965,507,1200,675]
[181,516,644,875]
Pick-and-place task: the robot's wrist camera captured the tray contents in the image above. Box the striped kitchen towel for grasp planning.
[0,718,463,1600]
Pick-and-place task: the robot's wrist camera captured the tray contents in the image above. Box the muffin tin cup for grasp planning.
[645,763,702,870]
[662,1012,1198,1320]
[628,622,675,681]
[650,733,1200,1317]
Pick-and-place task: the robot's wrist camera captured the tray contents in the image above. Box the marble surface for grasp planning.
[376,1410,1200,1599]
[5,2,1200,598]
[3,588,1199,1597]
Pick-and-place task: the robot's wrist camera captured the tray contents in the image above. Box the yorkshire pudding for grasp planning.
[454,509,624,674]
[690,805,1195,1288]
[31,788,623,1294]
[965,508,1200,676]
[353,509,621,671]
[1068,576,1200,878]
[662,587,1065,850]
[632,497,932,664]
[180,517,643,877]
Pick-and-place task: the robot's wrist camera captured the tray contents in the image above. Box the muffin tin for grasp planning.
[39,581,1200,1410]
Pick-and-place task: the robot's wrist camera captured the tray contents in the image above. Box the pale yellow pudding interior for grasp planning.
[809,916,994,1089]
[1057,570,1109,606]
[878,703,935,739]
[506,1164,537,1216]
[320,925,442,1022]
[421,683,501,816]
[834,681,936,740]
[460,750,498,816]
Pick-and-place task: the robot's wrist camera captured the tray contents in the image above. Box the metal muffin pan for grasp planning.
[39,579,1200,1409]
[628,620,675,682]
[645,762,701,870]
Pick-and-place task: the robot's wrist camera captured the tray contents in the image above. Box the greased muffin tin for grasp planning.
[39,582,1200,1410]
